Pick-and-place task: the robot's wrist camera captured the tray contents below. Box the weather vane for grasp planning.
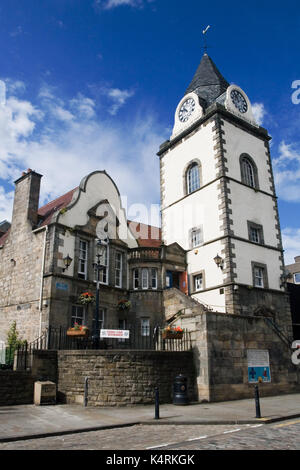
[202,25,211,53]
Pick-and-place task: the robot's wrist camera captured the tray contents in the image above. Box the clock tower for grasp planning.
[158,54,292,332]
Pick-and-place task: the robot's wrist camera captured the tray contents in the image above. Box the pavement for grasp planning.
[1,393,300,443]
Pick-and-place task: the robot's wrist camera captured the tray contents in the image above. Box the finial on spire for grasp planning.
[202,25,211,54]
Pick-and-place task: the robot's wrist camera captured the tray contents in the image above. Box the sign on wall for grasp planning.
[247,349,271,383]
[100,330,130,339]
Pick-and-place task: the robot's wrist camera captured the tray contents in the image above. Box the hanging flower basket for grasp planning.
[78,292,95,305]
[117,299,131,311]
[162,327,184,340]
[67,324,89,337]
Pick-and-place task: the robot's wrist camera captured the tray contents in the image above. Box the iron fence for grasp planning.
[14,323,192,370]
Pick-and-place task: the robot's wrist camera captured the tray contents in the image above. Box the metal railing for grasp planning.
[14,323,192,370]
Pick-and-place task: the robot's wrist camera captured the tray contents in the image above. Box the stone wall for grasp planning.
[0,371,35,406]
[56,350,196,406]
[178,311,300,402]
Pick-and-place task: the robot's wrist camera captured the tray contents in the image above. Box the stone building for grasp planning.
[0,52,299,403]
[286,256,300,285]
[0,169,186,344]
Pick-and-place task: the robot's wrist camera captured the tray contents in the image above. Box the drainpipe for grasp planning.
[32,225,48,337]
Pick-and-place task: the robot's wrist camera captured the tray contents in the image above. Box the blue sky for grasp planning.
[0,0,299,263]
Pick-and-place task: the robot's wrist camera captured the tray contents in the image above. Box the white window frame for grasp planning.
[141,318,150,337]
[71,305,86,327]
[254,267,264,288]
[78,239,88,280]
[187,163,200,194]
[115,251,123,288]
[94,243,109,286]
[250,227,260,243]
[133,268,139,290]
[242,158,255,188]
[191,227,203,248]
[194,273,203,291]
[151,268,158,290]
[142,268,149,290]
[294,273,300,284]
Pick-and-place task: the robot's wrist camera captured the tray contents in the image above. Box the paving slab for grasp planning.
[1,393,300,442]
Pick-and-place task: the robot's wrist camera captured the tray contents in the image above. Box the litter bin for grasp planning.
[173,374,189,405]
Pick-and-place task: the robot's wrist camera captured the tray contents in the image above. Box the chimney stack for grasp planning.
[11,169,43,230]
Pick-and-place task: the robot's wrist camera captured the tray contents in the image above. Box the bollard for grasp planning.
[84,377,88,407]
[155,387,159,420]
[254,385,261,418]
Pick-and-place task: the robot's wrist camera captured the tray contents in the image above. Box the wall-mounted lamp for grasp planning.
[280,270,292,287]
[62,254,73,272]
[214,254,224,270]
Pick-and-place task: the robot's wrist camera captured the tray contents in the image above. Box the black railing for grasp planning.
[14,324,192,370]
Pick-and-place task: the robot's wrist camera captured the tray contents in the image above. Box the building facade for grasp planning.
[0,169,186,344]
[158,53,291,330]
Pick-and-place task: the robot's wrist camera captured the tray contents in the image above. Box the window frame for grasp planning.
[252,262,268,289]
[115,250,123,288]
[78,239,88,280]
[141,318,150,337]
[294,273,300,284]
[151,268,158,290]
[133,268,140,290]
[71,305,86,327]
[247,221,264,245]
[187,162,201,194]
[190,226,204,249]
[240,154,259,189]
[142,268,149,290]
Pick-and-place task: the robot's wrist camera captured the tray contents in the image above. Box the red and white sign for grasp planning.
[100,329,130,339]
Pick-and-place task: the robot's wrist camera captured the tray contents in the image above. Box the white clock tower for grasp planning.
[158,53,291,329]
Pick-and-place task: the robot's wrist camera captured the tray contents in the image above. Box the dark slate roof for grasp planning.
[185,53,230,108]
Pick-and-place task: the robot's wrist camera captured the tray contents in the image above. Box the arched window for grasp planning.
[240,154,258,189]
[187,162,200,194]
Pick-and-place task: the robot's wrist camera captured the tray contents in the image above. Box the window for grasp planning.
[151,268,158,290]
[254,267,264,288]
[187,163,200,194]
[78,240,88,280]
[96,244,108,285]
[191,226,203,248]
[241,158,255,187]
[141,318,150,337]
[118,319,127,342]
[294,273,300,284]
[71,305,85,327]
[93,308,106,334]
[142,268,148,289]
[133,269,139,290]
[194,273,203,291]
[115,251,123,288]
[248,222,264,245]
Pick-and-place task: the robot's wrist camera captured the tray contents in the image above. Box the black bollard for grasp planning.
[155,387,159,420]
[84,377,88,407]
[254,385,261,418]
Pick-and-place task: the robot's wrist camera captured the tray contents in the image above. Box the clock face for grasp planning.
[230,89,248,113]
[179,98,195,122]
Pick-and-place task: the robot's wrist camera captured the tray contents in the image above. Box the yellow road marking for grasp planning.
[273,419,300,428]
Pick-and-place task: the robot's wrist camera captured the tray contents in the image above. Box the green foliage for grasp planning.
[4,321,27,368]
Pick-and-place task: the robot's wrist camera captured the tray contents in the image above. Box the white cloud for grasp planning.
[0,187,14,222]
[282,227,300,265]
[252,102,266,126]
[0,82,165,224]
[94,0,153,9]
[104,88,135,115]
[273,141,300,202]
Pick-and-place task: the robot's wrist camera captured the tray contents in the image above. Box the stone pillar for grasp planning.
[11,169,42,230]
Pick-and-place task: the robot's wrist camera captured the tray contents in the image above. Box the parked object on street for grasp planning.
[34,381,56,406]
[173,374,189,405]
